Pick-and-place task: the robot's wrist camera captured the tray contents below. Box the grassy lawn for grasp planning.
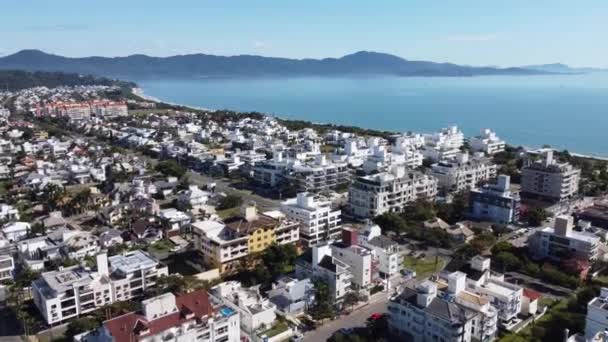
[260,321,290,338]
[217,206,240,219]
[147,239,175,255]
[403,256,444,279]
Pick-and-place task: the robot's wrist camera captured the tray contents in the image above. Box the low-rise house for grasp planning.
[177,185,210,213]
[159,208,192,237]
[267,277,315,316]
[357,222,402,279]
[209,281,277,334]
[0,204,19,221]
[128,220,162,243]
[63,231,100,260]
[43,211,67,230]
[295,244,352,302]
[75,290,240,342]
[18,235,63,271]
[425,219,475,243]
[2,221,30,242]
[98,229,124,248]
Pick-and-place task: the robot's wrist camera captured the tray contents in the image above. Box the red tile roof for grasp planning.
[103,290,214,341]
[523,288,542,301]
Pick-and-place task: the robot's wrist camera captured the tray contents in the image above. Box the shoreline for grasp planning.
[130,87,608,161]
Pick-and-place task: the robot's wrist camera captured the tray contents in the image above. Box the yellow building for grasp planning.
[193,205,300,274]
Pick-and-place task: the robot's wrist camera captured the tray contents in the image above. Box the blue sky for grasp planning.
[2,1,607,67]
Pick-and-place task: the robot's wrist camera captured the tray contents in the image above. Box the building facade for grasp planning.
[470,175,521,224]
[32,251,168,324]
[469,129,506,155]
[280,192,341,247]
[387,281,475,342]
[430,153,497,193]
[530,215,600,261]
[76,290,240,342]
[193,205,300,274]
[520,149,581,202]
[349,165,438,219]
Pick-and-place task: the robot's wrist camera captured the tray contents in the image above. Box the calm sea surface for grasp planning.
[139,74,608,156]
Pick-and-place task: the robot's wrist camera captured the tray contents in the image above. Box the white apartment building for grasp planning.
[32,251,168,324]
[358,222,401,279]
[388,281,475,342]
[585,287,608,340]
[281,192,341,247]
[430,152,497,193]
[470,175,521,224]
[349,165,438,219]
[295,244,352,302]
[0,255,14,281]
[330,228,375,293]
[469,129,506,155]
[521,149,581,202]
[286,155,351,193]
[421,126,465,162]
[529,215,601,261]
[253,151,290,187]
[77,290,240,342]
[193,206,300,274]
[441,272,499,342]
[362,144,423,174]
[209,281,276,334]
[461,256,523,324]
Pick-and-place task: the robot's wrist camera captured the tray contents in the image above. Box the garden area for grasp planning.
[403,255,445,279]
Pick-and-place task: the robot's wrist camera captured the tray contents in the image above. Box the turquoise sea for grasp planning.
[139,74,608,156]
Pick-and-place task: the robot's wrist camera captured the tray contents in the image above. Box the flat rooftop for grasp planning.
[109,250,159,274]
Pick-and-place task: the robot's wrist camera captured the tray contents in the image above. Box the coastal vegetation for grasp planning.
[0,69,135,91]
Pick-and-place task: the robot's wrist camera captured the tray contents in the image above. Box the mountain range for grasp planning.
[0,49,556,80]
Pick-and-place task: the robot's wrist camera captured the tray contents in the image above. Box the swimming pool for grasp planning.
[220,307,235,317]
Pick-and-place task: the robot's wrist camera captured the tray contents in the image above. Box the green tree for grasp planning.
[494,252,523,272]
[65,317,100,338]
[155,160,186,178]
[527,207,548,227]
[310,281,335,320]
[217,194,243,210]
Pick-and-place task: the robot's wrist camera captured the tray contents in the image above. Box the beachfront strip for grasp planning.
[1,85,608,341]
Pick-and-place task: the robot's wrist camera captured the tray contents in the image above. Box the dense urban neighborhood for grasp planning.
[2,80,608,342]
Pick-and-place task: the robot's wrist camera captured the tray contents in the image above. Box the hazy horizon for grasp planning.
[2,1,608,68]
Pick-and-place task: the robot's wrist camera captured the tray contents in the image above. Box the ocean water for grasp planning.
[139,74,608,156]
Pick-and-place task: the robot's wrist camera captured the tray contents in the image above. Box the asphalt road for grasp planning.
[302,295,389,342]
